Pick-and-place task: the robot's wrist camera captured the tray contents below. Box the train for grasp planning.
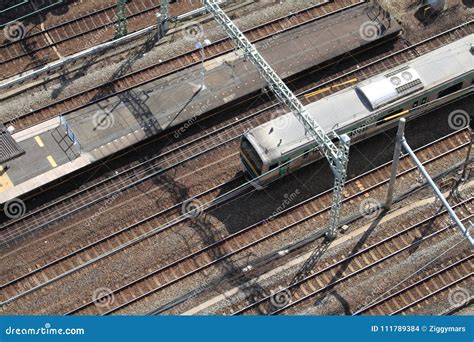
[240,34,474,187]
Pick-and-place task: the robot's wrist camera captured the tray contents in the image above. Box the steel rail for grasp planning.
[353,255,472,315]
[2,21,468,241]
[234,207,473,315]
[66,140,471,315]
[6,0,365,129]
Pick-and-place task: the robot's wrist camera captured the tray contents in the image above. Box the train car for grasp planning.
[240,34,474,186]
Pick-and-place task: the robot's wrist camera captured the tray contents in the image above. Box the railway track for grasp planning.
[8,127,459,314]
[6,0,364,129]
[3,8,397,249]
[1,1,116,72]
[0,174,254,303]
[51,129,471,315]
[3,20,470,247]
[229,200,472,315]
[0,100,271,246]
[0,123,469,313]
[0,0,62,30]
[0,0,471,319]
[353,255,472,315]
[0,0,199,81]
[0,14,470,316]
[0,0,377,244]
[2,24,471,311]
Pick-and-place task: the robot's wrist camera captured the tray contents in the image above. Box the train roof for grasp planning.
[356,67,424,110]
[247,34,474,163]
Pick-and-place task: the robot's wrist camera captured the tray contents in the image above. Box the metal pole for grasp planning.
[203,0,350,241]
[200,45,205,88]
[461,128,473,180]
[157,0,169,39]
[156,13,163,38]
[401,137,474,246]
[196,40,210,89]
[326,133,350,240]
[115,0,128,39]
[385,118,406,210]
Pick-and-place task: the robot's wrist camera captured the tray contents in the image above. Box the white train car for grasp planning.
[241,34,474,186]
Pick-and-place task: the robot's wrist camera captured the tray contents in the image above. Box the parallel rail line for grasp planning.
[0,104,269,245]
[3,21,470,247]
[0,0,379,244]
[0,126,468,312]
[6,0,364,129]
[353,255,472,315]
[231,202,472,315]
[0,0,198,80]
[58,130,470,315]
[1,175,252,300]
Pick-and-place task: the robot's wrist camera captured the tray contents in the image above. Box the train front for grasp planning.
[240,133,264,180]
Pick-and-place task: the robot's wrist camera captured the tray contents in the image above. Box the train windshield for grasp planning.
[240,136,263,176]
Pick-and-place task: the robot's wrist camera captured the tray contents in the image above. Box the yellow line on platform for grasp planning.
[35,135,44,147]
[47,155,57,168]
[0,166,14,192]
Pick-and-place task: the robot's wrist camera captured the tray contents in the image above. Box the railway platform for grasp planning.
[0,3,401,204]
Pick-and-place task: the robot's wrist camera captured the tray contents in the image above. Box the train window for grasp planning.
[412,101,419,108]
[240,137,263,175]
[279,158,290,176]
[269,163,278,171]
[438,82,463,98]
[421,97,427,105]
[303,150,310,159]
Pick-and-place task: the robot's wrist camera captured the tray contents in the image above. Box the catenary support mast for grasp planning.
[115,0,128,38]
[203,0,350,239]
